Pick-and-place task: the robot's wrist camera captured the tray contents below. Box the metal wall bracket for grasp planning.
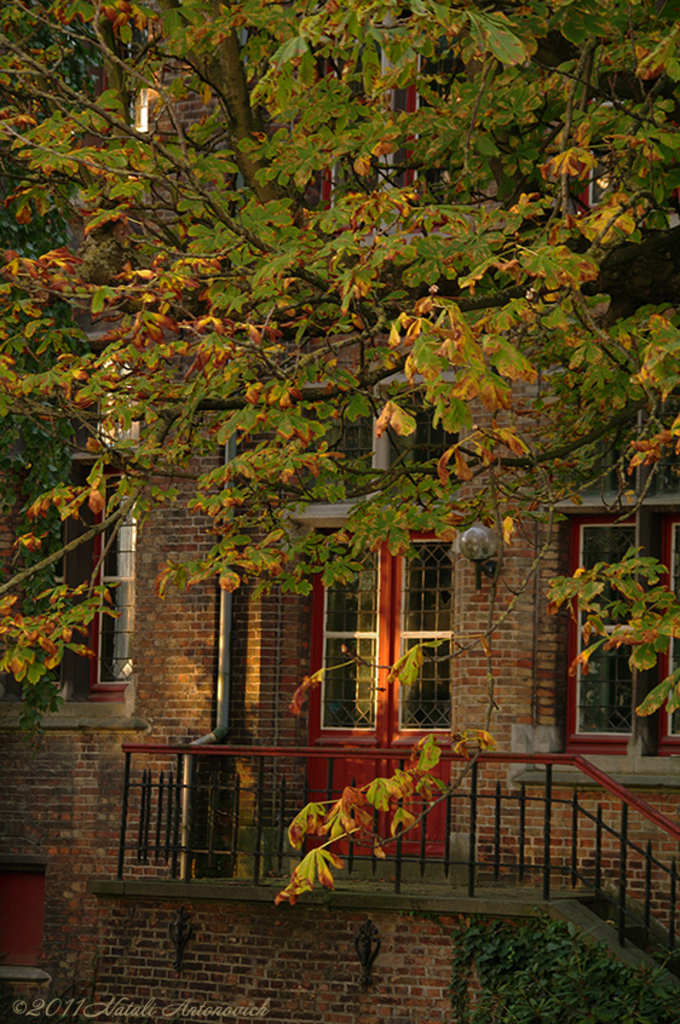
[355,917,380,988]
[169,906,193,972]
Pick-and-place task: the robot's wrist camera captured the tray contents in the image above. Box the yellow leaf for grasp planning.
[353,155,372,177]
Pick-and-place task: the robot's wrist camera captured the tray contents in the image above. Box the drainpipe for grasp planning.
[190,437,236,748]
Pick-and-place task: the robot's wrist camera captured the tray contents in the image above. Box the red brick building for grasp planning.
[1,424,680,1022]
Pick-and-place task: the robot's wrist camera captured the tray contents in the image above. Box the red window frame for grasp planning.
[568,514,680,755]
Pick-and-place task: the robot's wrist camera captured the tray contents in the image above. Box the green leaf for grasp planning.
[635,677,674,717]
[467,11,528,65]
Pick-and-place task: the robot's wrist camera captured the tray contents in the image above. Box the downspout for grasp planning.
[191,436,236,747]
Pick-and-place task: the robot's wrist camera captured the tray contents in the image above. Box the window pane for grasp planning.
[578,647,633,733]
[400,542,452,729]
[100,581,134,682]
[394,408,455,465]
[322,554,378,730]
[326,415,373,467]
[577,524,635,734]
[323,637,376,729]
[100,510,136,684]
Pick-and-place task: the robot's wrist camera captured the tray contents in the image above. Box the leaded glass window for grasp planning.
[576,523,635,733]
[322,556,378,729]
[394,408,456,465]
[99,512,136,684]
[400,541,452,729]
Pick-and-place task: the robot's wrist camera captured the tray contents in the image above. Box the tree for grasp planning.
[2,0,680,890]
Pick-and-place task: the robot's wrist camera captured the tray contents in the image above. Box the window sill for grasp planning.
[0,703,149,732]
[0,966,52,984]
[512,752,680,791]
[557,494,680,512]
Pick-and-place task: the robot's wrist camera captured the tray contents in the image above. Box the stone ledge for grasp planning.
[87,877,546,918]
[0,854,47,868]
[0,966,52,984]
[0,703,148,732]
[513,766,680,791]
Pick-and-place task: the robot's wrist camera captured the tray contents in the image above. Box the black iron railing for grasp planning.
[117,745,680,953]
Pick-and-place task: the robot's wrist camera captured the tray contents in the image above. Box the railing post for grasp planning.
[326,756,334,804]
[444,789,452,881]
[348,776,356,876]
[136,770,147,863]
[643,840,652,949]
[618,801,628,947]
[542,763,552,901]
[232,771,241,869]
[494,782,501,882]
[117,751,131,879]
[253,757,265,885]
[419,794,427,879]
[154,771,165,863]
[180,754,194,882]
[468,761,478,898]
[277,776,286,873]
[518,782,525,882]
[571,791,578,888]
[164,769,174,865]
[171,756,183,879]
[142,770,152,862]
[670,859,676,950]
[395,759,404,895]
[595,804,602,896]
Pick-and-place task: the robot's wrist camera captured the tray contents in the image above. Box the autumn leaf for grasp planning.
[289,668,324,716]
[411,734,442,772]
[454,449,473,481]
[636,676,677,717]
[88,489,105,515]
[375,401,416,438]
[453,729,497,759]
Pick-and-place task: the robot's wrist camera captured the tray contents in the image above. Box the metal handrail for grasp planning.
[116,744,680,951]
[121,744,680,844]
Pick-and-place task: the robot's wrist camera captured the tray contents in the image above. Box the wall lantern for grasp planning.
[458,523,499,589]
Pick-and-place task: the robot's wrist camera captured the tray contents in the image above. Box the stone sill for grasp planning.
[0,966,51,984]
[512,764,680,791]
[88,877,545,918]
[0,854,47,869]
[556,495,680,512]
[0,703,148,732]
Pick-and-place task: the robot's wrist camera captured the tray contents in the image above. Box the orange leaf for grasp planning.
[454,449,473,481]
[289,669,324,716]
[88,489,105,515]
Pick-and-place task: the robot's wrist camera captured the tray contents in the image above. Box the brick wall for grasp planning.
[86,898,460,1024]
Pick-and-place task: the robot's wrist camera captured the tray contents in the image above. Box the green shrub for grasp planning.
[451,917,678,1024]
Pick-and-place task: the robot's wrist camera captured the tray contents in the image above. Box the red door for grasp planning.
[307,539,453,856]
